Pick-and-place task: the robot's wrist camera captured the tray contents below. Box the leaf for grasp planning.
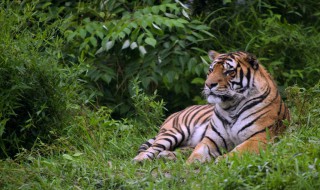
[90,36,97,47]
[130,42,138,49]
[164,13,177,18]
[145,37,157,47]
[106,41,114,51]
[66,30,76,42]
[152,23,161,30]
[139,46,147,55]
[79,29,87,39]
[182,9,190,20]
[137,33,145,44]
[200,56,209,65]
[191,77,205,85]
[0,118,9,136]
[95,47,104,55]
[123,28,131,35]
[118,32,125,39]
[151,6,159,14]
[73,152,84,157]
[165,71,176,83]
[101,74,113,84]
[159,5,166,12]
[176,0,189,9]
[62,154,73,161]
[85,25,94,34]
[96,31,104,39]
[122,39,130,49]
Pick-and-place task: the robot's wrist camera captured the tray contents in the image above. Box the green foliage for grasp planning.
[0,2,83,158]
[196,0,320,88]
[59,0,213,115]
[286,83,320,127]
[0,1,320,189]
[130,78,166,130]
[1,84,320,189]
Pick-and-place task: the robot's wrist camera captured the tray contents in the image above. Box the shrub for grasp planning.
[59,0,213,115]
[0,2,82,158]
[190,0,320,88]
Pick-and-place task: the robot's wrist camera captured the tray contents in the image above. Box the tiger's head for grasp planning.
[204,50,260,105]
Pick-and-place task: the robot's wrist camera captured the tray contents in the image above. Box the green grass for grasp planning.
[1,1,320,189]
[1,112,319,189]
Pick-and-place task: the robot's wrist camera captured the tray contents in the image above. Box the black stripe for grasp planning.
[214,109,230,125]
[231,81,242,86]
[192,106,214,126]
[277,99,283,117]
[210,120,228,149]
[237,87,271,116]
[200,125,209,141]
[246,68,251,88]
[239,68,244,84]
[245,91,279,121]
[144,140,153,147]
[153,143,166,150]
[162,111,180,126]
[175,125,186,147]
[186,125,191,141]
[148,152,155,157]
[226,58,233,62]
[242,104,272,121]
[162,133,178,145]
[183,106,201,126]
[245,123,275,141]
[205,136,222,156]
[186,106,202,126]
[161,138,173,150]
[138,147,147,152]
[237,110,270,135]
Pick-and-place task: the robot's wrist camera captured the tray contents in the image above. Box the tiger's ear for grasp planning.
[208,50,220,61]
[247,54,259,70]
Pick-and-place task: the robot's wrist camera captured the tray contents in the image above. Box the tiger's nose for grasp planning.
[206,83,218,89]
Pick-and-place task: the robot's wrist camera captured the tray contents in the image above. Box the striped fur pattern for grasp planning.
[134,51,290,163]
[134,105,214,161]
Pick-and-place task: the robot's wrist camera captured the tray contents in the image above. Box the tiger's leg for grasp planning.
[133,131,184,162]
[134,140,172,162]
[137,137,156,153]
[157,150,177,160]
[216,131,269,162]
[186,136,221,164]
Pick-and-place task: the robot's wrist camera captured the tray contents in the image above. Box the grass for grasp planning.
[0,1,319,189]
[1,107,319,189]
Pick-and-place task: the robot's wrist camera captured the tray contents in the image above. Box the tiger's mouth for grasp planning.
[208,92,231,101]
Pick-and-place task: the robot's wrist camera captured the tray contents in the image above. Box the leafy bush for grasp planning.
[58,0,213,115]
[286,83,320,127]
[197,0,320,88]
[0,2,82,158]
[130,78,166,131]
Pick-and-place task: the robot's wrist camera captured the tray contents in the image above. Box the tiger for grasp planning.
[133,50,290,163]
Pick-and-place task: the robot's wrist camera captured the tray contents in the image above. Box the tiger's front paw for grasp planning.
[133,152,153,162]
[157,150,177,160]
[186,152,212,164]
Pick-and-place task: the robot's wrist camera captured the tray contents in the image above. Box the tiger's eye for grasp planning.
[229,70,236,77]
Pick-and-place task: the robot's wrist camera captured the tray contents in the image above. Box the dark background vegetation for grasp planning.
[0,0,319,189]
